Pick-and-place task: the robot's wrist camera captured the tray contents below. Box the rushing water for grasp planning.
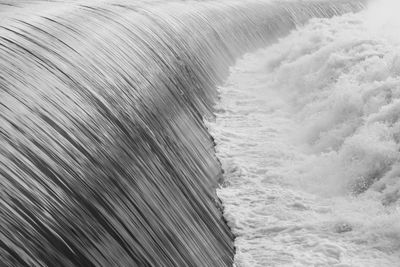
[210,1,400,266]
[0,0,366,266]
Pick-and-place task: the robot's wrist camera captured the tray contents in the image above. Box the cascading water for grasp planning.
[0,0,366,266]
[209,0,400,266]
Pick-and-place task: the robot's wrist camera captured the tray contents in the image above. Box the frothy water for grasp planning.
[209,5,400,266]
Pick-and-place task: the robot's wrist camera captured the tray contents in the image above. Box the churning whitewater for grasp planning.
[209,2,400,266]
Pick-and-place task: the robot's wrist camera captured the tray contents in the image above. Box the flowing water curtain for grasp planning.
[0,0,366,266]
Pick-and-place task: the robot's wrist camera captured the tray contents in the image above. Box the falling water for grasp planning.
[0,0,365,266]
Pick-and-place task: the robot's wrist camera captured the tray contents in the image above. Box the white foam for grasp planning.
[208,9,400,267]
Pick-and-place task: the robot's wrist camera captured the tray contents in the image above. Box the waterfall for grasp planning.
[0,0,365,266]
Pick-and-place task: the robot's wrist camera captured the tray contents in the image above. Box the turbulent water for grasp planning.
[0,0,367,266]
[209,1,400,266]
